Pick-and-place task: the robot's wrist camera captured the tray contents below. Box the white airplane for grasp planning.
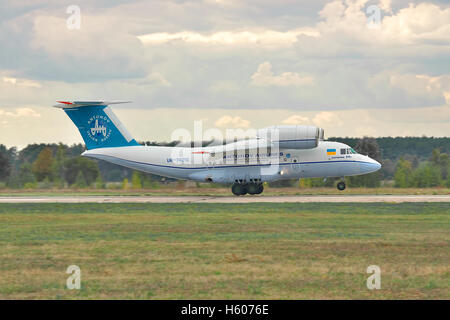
[56,100,381,195]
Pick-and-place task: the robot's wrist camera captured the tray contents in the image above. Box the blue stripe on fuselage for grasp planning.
[85,153,374,170]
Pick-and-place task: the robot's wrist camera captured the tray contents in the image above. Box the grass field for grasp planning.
[0,202,448,299]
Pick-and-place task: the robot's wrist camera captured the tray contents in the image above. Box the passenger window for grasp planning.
[340,148,346,155]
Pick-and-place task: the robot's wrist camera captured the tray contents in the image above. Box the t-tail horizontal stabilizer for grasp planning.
[55,100,141,150]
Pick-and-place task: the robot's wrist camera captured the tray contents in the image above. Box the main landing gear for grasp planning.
[337,181,346,191]
[231,182,264,196]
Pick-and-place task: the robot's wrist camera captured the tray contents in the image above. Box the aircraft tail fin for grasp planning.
[55,100,141,150]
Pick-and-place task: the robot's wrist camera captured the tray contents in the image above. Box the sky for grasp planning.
[0,0,449,148]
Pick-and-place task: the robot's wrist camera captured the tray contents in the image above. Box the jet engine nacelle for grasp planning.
[257,125,324,149]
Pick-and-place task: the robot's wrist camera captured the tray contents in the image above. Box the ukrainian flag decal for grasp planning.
[327,148,336,155]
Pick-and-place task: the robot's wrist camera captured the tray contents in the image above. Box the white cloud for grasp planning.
[0,107,41,118]
[214,115,250,128]
[137,73,172,87]
[251,62,314,87]
[3,76,41,88]
[317,1,450,45]
[390,73,450,105]
[312,111,343,127]
[29,13,147,81]
[138,29,319,48]
[282,115,310,125]
[444,92,450,106]
[381,3,450,44]
[379,0,392,14]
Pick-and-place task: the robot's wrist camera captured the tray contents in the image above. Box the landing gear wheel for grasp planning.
[247,183,258,195]
[240,184,248,195]
[231,183,241,196]
[337,181,346,191]
[255,184,264,195]
[232,183,248,196]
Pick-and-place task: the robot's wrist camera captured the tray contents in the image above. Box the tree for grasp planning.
[410,164,442,187]
[440,153,449,180]
[430,149,448,181]
[52,144,67,184]
[18,163,36,187]
[0,147,11,181]
[95,176,106,189]
[63,157,100,186]
[32,147,54,181]
[106,169,123,182]
[394,158,412,188]
[380,158,395,180]
[18,144,56,169]
[122,178,129,190]
[131,171,142,189]
[403,154,420,169]
[430,149,441,166]
[355,137,382,160]
[73,171,87,188]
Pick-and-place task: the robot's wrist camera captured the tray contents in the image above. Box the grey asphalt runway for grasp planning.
[0,195,449,203]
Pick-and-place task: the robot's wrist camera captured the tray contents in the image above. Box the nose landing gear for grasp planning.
[231,182,264,196]
[337,181,346,191]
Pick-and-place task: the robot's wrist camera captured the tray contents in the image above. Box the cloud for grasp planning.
[3,76,41,88]
[214,115,250,128]
[0,107,41,118]
[137,73,172,87]
[390,73,450,105]
[0,0,449,147]
[282,115,310,125]
[380,3,450,44]
[379,0,392,14]
[251,62,314,87]
[312,111,343,127]
[28,11,148,82]
[316,1,450,46]
[138,28,319,48]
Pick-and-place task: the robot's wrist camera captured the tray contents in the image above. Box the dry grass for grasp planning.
[0,203,448,299]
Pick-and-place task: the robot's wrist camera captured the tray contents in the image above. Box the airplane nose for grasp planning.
[360,158,381,174]
[374,160,381,170]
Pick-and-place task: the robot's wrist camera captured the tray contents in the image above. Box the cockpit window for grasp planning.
[341,148,357,155]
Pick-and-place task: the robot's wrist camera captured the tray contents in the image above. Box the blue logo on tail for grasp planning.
[87,115,112,143]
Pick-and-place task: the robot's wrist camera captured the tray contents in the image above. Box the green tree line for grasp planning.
[0,143,161,189]
[0,137,449,189]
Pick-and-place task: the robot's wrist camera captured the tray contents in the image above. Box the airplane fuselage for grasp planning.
[83,140,381,184]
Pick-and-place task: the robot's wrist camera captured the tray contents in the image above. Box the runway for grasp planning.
[0,195,449,203]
